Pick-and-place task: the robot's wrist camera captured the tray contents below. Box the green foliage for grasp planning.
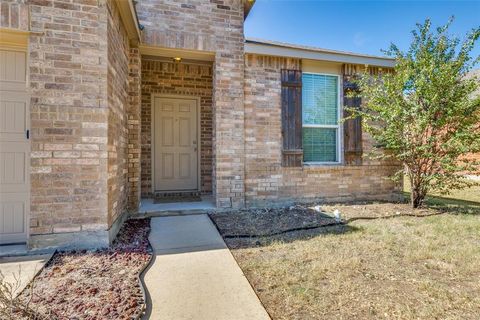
[353,18,480,208]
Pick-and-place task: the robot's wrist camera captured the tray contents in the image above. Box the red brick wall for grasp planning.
[106,0,129,226]
[140,58,213,196]
[23,0,135,247]
[28,0,110,242]
[244,54,402,207]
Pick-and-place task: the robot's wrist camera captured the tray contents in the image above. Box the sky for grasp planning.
[245,0,480,59]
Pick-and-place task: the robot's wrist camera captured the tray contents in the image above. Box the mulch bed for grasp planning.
[210,205,337,238]
[210,201,470,248]
[211,200,463,239]
[16,218,152,320]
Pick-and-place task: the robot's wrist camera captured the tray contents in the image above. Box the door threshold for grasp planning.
[139,196,215,214]
[154,190,200,196]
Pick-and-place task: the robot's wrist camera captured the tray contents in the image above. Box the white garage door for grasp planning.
[0,49,30,244]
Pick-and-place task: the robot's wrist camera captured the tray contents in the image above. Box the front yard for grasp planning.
[211,186,480,319]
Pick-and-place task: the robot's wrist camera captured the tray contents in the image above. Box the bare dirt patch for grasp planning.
[14,218,151,320]
[322,201,448,219]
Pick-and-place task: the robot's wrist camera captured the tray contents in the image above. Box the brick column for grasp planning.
[127,48,142,211]
[28,0,110,248]
[213,51,246,209]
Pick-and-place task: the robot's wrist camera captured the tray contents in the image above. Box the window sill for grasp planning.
[303,162,343,167]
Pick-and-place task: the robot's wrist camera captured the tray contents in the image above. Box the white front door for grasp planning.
[153,97,198,191]
[0,49,30,244]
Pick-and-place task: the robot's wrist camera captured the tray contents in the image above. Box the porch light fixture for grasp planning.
[173,57,182,62]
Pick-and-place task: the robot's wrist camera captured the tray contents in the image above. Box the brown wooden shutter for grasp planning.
[281,69,303,167]
[343,73,363,165]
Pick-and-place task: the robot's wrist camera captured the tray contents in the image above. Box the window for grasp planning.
[302,73,340,163]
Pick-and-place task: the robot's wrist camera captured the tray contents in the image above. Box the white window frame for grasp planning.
[302,72,342,165]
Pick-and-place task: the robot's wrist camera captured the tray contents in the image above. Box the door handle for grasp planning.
[26,129,30,140]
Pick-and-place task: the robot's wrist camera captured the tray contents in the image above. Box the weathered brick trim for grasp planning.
[140,57,213,196]
[245,54,301,70]
[28,208,128,250]
[29,230,109,251]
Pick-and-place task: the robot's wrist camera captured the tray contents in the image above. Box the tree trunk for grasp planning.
[410,181,426,208]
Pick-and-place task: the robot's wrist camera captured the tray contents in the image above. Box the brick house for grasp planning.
[0,0,401,250]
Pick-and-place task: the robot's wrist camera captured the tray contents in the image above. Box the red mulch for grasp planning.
[17,218,152,320]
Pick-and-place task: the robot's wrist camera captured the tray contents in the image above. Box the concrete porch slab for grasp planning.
[0,253,53,297]
[0,244,28,257]
[0,244,56,258]
[142,215,270,320]
[138,196,216,216]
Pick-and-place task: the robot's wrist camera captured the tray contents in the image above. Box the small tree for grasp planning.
[355,18,480,208]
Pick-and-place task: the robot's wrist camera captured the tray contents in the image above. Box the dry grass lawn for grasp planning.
[222,186,480,319]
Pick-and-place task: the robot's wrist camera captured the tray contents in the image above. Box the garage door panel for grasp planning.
[0,48,29,244]
[0,193,28,244]
[0,142,28,193]
[0,91,29,142]
[0,50,26,82]
[0,50,26,91]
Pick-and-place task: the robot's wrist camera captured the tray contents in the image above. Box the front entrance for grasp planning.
[0,48,30,244]
[153,97,198,192]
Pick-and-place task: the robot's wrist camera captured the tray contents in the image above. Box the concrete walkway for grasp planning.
[0,254,52,297]
[143,215,270,320]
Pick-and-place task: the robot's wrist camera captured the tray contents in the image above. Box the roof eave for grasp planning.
[245,39,396,68]
[244,0,255,19]
[116,0,141,46]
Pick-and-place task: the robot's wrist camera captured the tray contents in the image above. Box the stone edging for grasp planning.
[135,224,154,320]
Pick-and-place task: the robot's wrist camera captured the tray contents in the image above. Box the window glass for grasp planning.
[302,73,339,162]
[302,74,338,125]
[303,128,337,162]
